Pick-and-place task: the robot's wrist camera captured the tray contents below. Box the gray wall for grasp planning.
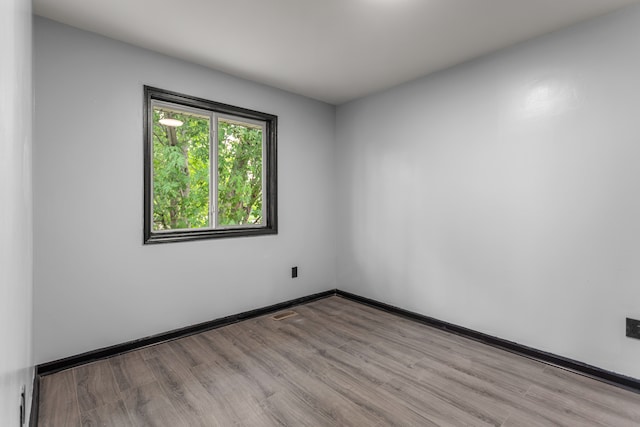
[0,0,33,424]
[336,4,640,379]
[33,17,337,364]
[35,5,640,380]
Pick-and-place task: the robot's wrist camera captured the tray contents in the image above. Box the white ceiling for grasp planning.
[34,0,639,105]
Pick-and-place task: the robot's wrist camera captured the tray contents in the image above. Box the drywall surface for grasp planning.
[34,17,336,364]
[336,4,640,378]
[0,0,33,423]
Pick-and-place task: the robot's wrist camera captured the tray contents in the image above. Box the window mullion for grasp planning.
[211,114,219,229]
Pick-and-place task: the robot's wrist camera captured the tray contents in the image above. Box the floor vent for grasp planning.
[271,310,298,321]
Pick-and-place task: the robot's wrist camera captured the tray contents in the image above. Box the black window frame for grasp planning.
[143,86,278,244]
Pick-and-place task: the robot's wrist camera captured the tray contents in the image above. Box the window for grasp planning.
[144,86,277,243]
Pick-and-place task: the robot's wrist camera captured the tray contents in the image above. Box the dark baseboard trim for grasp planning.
[34,287,640,397]
[36,289,336,376]
[335,289,640,394]
[29,372,40,427]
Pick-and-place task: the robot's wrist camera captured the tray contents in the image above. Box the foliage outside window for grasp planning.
[144,86,277,243]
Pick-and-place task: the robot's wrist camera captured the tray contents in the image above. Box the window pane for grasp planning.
[144,86,277,244]
[217,118,264,226]
[152,107,210,230]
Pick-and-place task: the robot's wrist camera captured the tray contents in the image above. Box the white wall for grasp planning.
[0,0,33,424]
[336,4,640,378]
[33,17,336,364]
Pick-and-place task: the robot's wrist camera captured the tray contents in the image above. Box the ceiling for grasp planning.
[34,0,639,105]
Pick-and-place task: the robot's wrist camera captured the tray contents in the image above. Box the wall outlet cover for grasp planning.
[626,318,640,339]
[20,385,25,425]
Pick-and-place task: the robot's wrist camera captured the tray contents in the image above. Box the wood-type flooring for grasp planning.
[37,296,640,426]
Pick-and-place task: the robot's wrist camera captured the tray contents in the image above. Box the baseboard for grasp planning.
[35,287,640,398]
[36,289,336,376]
[335,289,640,394]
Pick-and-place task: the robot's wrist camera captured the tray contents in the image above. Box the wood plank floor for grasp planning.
[37,296,640,426]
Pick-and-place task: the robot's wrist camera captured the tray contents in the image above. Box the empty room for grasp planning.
[3,0,640,425]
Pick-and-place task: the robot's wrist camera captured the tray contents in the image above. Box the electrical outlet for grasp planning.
[626,318,640,339]
[19,385,25,426]
[291,266,298,278]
